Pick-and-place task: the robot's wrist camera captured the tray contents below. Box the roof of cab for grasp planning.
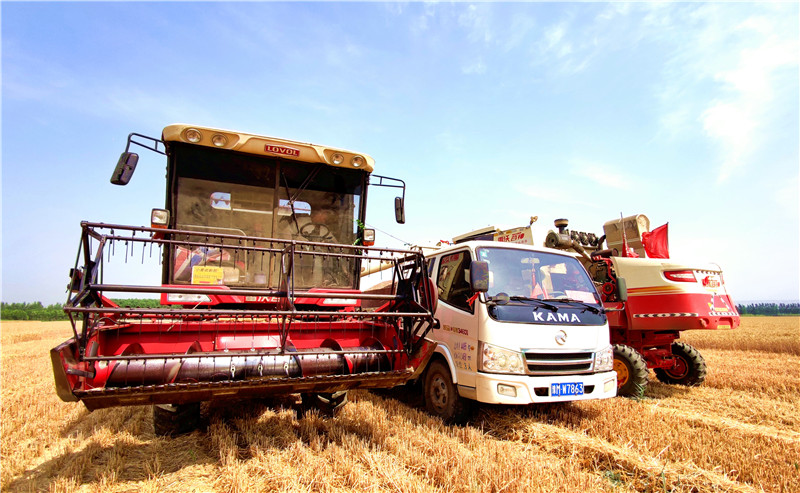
[162,123,375,173]
[425,240,581,259]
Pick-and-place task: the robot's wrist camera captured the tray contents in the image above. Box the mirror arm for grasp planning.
[369,174,406,202]
[370,174,407,224]
[125,132,167,156]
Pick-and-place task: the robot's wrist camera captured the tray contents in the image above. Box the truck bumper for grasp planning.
[471,370,617,405]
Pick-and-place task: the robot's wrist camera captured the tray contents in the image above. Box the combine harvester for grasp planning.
[543,214,741,396]
[51,124,437,435]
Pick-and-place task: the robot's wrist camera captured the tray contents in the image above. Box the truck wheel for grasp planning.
[424,360,472,424]
[613,344,649,397]
[654,342,707,387]
[153,402,202,437]
[303,391,349,417]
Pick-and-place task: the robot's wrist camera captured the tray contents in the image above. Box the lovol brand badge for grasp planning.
[265,144,300,157]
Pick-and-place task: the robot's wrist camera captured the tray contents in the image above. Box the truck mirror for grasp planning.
[111,152,139,185]
[394,196,405,224]
[617,277,628,302]
[470,261,490,293]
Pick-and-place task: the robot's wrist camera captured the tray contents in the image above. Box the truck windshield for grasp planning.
[169,143,365,289]
[477,247,600,305]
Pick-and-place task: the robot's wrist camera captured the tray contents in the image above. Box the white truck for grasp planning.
[419,227,617,423]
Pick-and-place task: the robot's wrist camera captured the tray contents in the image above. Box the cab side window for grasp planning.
[436,251,473,313]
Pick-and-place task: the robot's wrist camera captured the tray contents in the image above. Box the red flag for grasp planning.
[642,223,669,258]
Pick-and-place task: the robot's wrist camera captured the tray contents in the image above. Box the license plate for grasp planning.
[551,382,584,397]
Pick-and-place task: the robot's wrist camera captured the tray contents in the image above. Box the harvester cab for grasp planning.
[52,124,437,435]
[543,215,740,396]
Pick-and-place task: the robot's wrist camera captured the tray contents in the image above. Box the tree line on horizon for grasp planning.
[0,299,162,321]
[736,302,800,316]
[1,300,798,321]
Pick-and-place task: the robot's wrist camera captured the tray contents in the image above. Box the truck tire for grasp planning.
[303,391,349,417]
[654,342,707,387]
[613,344,649,397]
[153,402,202,437]
[424,360,472,425]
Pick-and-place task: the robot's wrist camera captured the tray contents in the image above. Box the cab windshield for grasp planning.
[477,247,600,305]
[168,143,366,289]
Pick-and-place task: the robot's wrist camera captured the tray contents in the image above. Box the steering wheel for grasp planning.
[548,291,567,299]
[299,222,331,241]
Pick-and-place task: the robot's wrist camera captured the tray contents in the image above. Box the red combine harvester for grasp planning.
[545,215,740,396]
[51,124,437,434]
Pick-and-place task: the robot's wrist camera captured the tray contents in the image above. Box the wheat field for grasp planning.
[2,317,798,492]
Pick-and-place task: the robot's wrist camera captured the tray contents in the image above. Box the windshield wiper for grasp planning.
[486,295,560,312]
[509,296,560,312]
[542,298,603,314]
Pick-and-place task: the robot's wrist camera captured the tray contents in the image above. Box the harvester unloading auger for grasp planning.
[51,124,437,435]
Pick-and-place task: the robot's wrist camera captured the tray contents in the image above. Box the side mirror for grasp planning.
[111,152,139,185]
[394,197,405,224]
[469,260,490,293]
[617,277,628,302]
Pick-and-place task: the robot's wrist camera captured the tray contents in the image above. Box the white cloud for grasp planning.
[654,4,799,182]
[502,15,537,52]
[410,2,439,35]
[461,58,486,75]
[543,23,569,56]
[700,101,756,181]
[570,160,637,191]
[774,175,800,212]
[458,4,493,44]
[512,180,598,209]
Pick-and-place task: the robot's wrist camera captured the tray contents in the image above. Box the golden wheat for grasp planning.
[2,318,798,492]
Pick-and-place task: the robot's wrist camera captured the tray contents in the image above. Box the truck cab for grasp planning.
[422,240,617,423]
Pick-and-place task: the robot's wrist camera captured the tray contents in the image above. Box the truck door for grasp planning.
[434,250,479,390]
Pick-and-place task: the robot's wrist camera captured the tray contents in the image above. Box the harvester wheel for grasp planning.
[424,360,471,425]
[654,342,707,387]
[613,344,649,398]
[153,402,202,437]
[303,391,349,417]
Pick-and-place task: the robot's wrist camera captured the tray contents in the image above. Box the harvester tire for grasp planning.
[613,344,649,398]
[153,402,202,437]
[654,342,707,387]
[304,391,349,417]
[424,360,472,425]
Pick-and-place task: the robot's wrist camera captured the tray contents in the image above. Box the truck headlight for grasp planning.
[480,342,525,374]
[594,346,614,372]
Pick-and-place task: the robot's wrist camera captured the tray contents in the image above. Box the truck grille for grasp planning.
[523,351,594,375]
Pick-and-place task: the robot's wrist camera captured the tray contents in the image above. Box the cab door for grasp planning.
[434,250,479,390]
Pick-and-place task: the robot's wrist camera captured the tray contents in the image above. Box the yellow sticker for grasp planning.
[192,266,224,285]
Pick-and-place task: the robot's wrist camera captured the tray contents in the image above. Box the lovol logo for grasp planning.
[265,144,300,157]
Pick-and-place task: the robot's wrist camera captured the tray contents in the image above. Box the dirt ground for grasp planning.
[2,317,798,492]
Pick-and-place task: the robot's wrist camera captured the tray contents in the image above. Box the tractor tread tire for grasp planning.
[303,391,349,418]
[654,342,707,387]
[613,344,649,398]
[153,402,202,437]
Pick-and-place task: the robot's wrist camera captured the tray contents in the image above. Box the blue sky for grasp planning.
[2,1,798,304]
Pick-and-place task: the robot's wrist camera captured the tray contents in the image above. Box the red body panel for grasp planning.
[616,291,739,331]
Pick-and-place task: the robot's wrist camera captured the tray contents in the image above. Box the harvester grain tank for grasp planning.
[51,124,437,434]
[544,215,740,396]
